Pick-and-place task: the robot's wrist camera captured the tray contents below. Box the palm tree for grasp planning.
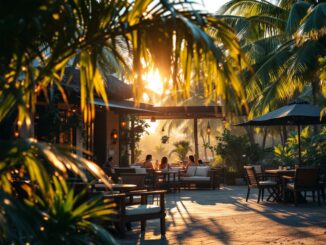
[218,0,326,116]
[0,0,249,241]
[169,140,192,162]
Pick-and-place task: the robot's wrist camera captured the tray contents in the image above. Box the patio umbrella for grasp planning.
[237,101,326,164]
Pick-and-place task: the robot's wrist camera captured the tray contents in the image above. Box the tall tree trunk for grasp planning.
[279,130,284,146]
[200,131,208,161]
[262,128,268,150]
[312,80,319,133]
[245,126,255,146]
[282,126,287,146]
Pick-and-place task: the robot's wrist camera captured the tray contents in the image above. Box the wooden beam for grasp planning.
[193,117,199,162]
[130,119,135,164]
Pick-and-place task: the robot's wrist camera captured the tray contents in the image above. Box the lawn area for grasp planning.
[118,186,326,244]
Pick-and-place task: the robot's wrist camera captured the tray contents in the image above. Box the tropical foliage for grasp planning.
[0,0,249,242]
[169,140,192,162]
[218,0,326,117]
[214,129,264,172]
[273,126,326,166]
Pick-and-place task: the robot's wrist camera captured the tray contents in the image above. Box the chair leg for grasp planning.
[160,216,166,236]
[257,189,261,203]
[322,186,326,202]
[317,189,321,206]
[141,220,146,233]
[262,188,265,201]
[118,220,126,238]
[312,191,316,203]
[246,187,250,202]
[294,191,298,206]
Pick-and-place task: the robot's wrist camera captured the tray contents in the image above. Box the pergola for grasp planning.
[137,105,224,161]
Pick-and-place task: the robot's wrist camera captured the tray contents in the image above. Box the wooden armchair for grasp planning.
[244,166,278,203]
[119,173,147,189]
[105,190,167,237]
[283,168,321,206]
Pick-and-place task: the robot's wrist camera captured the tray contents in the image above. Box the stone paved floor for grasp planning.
[116,186,326,244]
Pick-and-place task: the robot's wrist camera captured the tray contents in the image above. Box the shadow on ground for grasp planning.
[116,186,326,244]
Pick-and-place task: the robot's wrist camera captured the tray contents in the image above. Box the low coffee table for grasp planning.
[94,183,137,193]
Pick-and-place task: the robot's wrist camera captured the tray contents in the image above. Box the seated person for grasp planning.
[198,159,205,166]
[143,154,154,169]
[187,155,197,166]
[184,155,197,174]
[159,156,170,172]
[103,156,114,175]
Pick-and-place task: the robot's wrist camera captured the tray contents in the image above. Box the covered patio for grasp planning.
[138,105,224,162]
[117,186,326,244]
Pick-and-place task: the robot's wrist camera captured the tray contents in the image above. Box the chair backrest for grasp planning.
[244,166,258,187]
[120,173,146,187]
[252,165,263,174]
[114,168,136,175]
[295,168,320,189]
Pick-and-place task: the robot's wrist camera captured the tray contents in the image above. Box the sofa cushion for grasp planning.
[126,204,161,216]
[134,168,147,174]
[181,176,210,182]
[195,167,210,177]
[186,166,197,176]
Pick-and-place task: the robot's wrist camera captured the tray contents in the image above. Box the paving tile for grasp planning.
[116,186,326,244]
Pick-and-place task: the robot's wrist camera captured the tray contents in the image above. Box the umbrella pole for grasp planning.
[297,124,302,165]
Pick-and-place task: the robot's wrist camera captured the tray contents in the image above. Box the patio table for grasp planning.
[94,183,137,193]
[264,169,295,176]
[264,169,296,202]
[156,171,180,192]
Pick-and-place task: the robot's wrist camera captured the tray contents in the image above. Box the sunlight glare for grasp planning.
[143,69,164,95]
[146,120,159,134]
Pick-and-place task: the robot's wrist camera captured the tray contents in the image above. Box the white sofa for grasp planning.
[180,166,219,189]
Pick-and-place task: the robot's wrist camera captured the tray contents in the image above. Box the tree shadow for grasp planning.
[116,186,326,244]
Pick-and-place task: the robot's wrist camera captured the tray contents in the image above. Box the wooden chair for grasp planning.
[105,190,167,237]
[119,173,147,188]
[283,168,321,206]
[244,166,278,203]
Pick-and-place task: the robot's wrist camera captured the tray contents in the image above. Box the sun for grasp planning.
[143,69,164,95]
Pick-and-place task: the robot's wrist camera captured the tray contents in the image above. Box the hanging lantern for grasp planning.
[121,120,127,128]
[161,126,169,144]
[111,129,118,144]
[207,122,211,135]
[161,135,169,144]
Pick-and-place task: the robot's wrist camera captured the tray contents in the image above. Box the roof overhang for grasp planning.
[93,99,223,119]
[139,106,223,119]
[93,99,156,114]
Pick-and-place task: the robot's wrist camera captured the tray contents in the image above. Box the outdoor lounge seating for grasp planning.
[283,168,321,206]
[244,166,278,203]
[106,190,167,237]
[180,166,219,189]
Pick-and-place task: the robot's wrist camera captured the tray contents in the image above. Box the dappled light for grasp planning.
[0,0,325,244]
